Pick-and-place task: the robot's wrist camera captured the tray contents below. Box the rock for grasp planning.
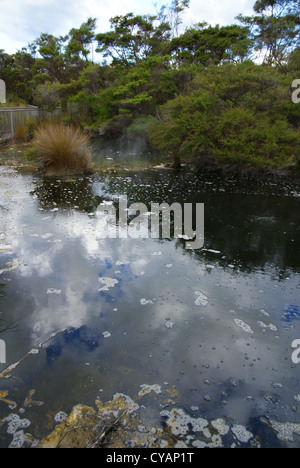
[37,404,97,448]
[37,394,140,449]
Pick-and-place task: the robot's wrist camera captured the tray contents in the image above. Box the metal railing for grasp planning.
[0,106,61,142]
[0,106,39,141]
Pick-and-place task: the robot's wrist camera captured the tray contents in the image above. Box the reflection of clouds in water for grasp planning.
[62,214,101,257]
[18,243,60,278]
[2,179,155,343]
[125,253,297,424]
[31,285,94,343]
[2,167,299,427]
[0,169,35,246]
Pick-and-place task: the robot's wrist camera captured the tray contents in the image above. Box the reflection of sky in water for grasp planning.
[282,305,300,323]
[0,165,300,445]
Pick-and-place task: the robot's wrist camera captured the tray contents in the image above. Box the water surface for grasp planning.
[0,140,300,448]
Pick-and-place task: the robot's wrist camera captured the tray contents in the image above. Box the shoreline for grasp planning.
[1,139,299,182]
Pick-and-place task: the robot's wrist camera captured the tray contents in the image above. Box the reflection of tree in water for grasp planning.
[0,318,16,334]
[195,192,300,275]
[105,169,300,275]
[0,281,5,300]
[30,169,300,275]
[31,175,103,213]
[0,281,16,335]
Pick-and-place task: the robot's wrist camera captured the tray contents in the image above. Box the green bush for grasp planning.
[148,63,300,168]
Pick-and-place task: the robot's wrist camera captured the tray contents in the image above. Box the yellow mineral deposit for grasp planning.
[37,395,140,449]
[0,390,17,409]
[24,389,44,408]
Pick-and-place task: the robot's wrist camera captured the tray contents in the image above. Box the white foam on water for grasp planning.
[98,277,119,292]
[138,384,162,397]
[5,414,31,436]
[46,288,62,295]
[257,321,277,331]
[231,424,253,443]
[164,320,175,329]
[160,408,208,437]
[54,411,68,423]
[140,298,153,305]
[234,318,254,334]
[102,331,111,339]
[195,291,208,307]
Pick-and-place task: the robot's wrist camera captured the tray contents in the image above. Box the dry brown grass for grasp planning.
[33,122,93,175]
[14,123,28,142]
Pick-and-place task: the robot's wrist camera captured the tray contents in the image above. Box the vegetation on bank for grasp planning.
[32,123,93,175]
[0,0,299,172]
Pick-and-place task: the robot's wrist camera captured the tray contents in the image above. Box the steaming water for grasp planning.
[0,139,300,447]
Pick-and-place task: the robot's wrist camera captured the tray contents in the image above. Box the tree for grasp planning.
[96,13,171,66]
[171,23,253,65]
[148,62,300,168]
[11,49,36,100]
[65,18,97,64]
[34,81,62,110]
[237,0,300,66]
[0,50,15,93]
[32,33,66,82]
[155,0,190,38]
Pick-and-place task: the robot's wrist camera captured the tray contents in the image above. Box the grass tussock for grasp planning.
[33,122,93,175]
[14,123,29,143]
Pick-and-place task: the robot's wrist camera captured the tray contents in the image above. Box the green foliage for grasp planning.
[65,18,97,63]
[170,23,253,65]
[96,13,172,66]
[148,63,300,168]
[34,81,62,110]
[25,115,39,139]
[237,0,300,66]
[1,1,299,171]
[127,115,157,136]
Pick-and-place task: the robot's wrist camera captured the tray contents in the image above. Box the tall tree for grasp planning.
[171,23,253,65]
[158,0,190,38]
[65,18,97,64]
[237,0,300,65]
[96,13,171,66]
[32,33,66,82]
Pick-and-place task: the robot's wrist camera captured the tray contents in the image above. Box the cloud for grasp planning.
[0,0,255,53]
[0,0,89,51]
[0,0,155,52]
[183,0,255,27]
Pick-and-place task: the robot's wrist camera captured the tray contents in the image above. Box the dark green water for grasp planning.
[0,139,300,448]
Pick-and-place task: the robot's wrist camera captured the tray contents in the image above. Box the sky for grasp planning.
[0,0,255,54]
